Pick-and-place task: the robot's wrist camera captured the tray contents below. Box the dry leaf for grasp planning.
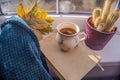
[28,0,40,16]
[17,3,25,17]
[17,0,54,36]
[46,17,54,23]
[33,29,43,40]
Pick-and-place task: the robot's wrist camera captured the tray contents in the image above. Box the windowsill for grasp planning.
[0,15,120,63]
[95,34,120,63]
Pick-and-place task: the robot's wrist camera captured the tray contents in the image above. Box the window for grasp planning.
[0,0,119,15]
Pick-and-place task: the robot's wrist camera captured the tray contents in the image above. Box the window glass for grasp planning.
[59,0,105,14]
[0,0,56,15]
[0,0,22,14]
[0,0,118,15]
[38,0,56,13]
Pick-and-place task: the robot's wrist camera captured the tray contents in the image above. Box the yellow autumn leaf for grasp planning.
[39,27,53,34]
[46,17,54,23]
[36,12,42,18]
[17,0,54,35]
[24,8,30,14]
[39,11,48,19]
[28,0,40,16]
[17,3,25,17]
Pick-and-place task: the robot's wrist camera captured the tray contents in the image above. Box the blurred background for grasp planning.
[0,0,118,15]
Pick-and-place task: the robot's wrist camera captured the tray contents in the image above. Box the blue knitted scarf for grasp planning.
[0,16,53,80]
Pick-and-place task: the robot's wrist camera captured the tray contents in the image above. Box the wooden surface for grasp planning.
[40,33,101,80]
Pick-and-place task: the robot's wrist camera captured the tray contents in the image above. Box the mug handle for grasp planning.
[78,32,87,42]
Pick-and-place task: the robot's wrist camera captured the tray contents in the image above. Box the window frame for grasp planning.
[0,0,119,16]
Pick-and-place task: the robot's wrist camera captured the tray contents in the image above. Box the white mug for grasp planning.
[56,22,87,51]
[60,1,76,13]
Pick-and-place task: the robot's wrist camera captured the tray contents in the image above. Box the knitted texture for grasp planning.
[0,16,53,80]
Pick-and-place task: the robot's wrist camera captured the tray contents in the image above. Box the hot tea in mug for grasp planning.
[60,28,76,35]
[56,22,87,51]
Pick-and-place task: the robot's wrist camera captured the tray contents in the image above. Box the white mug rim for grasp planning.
[57,22,80,36]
